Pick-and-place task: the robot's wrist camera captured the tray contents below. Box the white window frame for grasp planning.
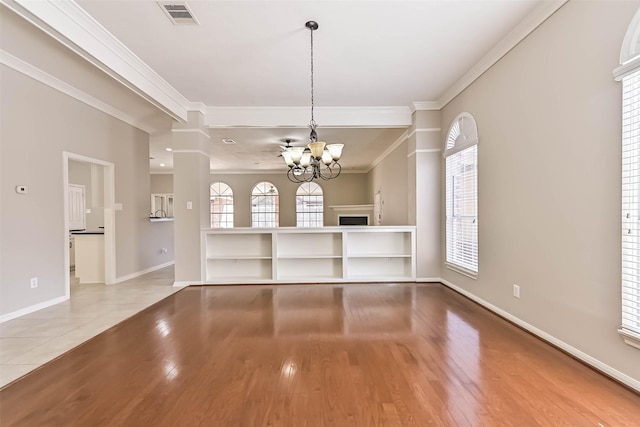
[210,182,233,228]
[445,113,479,278]
[616,8,640,350]
[251,182,279,228]
[296,182,324,227]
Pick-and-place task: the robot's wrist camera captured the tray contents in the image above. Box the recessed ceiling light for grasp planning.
[160,163,166,167]
[222,139,236,144]
[165,148,173,152]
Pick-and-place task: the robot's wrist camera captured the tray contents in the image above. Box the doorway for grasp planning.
[63,152,116,298]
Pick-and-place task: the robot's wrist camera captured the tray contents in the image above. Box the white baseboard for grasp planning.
[438,278,640,393]
[0,295,68,324]
[114,261,175,284]
[416,277,441,283]
[173,281,201,287]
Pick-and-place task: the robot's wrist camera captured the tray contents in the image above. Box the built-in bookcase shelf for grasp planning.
[201,226,415,284]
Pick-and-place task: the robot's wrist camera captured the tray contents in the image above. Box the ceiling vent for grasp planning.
[158,2,199,25]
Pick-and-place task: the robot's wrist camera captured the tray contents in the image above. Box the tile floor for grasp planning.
[0,266,180,388]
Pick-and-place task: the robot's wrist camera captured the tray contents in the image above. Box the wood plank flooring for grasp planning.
[0,283,638,426]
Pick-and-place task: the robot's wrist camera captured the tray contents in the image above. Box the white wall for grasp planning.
[441,0,639,384]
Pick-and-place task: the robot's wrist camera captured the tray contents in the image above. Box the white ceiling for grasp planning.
[71,0,548,172]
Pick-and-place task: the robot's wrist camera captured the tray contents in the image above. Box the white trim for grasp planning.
[204,106,412,128]
[439,278,640,393]
[406,128,441,140]
[0,50,154,134]
[407,148,442,157]
[411,102,441,112]
[329,204,374,211]
[188,102,208,115]
[367,130,409,172]
[172,149,210,157]
[173,281,200,287]
[114,261,175,284]
[4,0,189,121]
[618,329,640,350]
[437,0,567,108]
[171,128,211,139]
[416,277,441,283]
[0,296,68,323]
[619,7,640,65]
[614,57,640,81]
[445,263,478,280]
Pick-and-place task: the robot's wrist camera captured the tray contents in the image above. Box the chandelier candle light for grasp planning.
[282,21,344,183]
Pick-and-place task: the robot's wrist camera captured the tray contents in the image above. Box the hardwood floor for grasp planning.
[0,283,638,426]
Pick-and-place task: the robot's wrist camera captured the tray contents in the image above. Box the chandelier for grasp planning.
[282,21,344,183]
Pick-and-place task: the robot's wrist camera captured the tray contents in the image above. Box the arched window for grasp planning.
[296,182,323,227]
[445,112,478,276]
[617,9,640,349]
[210,182,233,228]
[251,182,279,228]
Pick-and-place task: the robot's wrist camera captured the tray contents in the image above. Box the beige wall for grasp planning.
[367,140,409,225]
[150,174,174,194]
[210,173,370,227]
[0,13,174,315]
[441,1,639,382]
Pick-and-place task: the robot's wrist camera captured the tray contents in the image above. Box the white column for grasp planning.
[407,110,442,279]
[172,111,211,285]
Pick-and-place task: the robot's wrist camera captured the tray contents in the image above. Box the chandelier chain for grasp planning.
[310,24,315,130]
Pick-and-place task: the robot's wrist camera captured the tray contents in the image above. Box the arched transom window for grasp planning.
[251,182,279,228]
[210,182,233,228]
[445,112,479,276]
[296,182,323,227]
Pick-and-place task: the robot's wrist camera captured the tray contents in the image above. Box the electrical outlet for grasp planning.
[30,277,38,288]
[513,284,520,299]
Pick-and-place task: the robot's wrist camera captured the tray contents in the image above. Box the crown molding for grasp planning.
[1,50,154,134]
[204,106,412,128]
[2,0,190,122]
[437,0,568,108]
[411,101,440,112]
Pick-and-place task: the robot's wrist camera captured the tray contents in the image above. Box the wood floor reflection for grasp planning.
[1,283,638,426]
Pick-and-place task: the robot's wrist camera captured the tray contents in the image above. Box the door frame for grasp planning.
[63,152,116,297]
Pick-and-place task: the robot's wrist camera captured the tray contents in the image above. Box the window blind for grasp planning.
[445,144,478,274]
[621,69,640,339]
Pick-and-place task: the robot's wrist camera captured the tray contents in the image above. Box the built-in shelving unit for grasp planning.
[203,231,273,283]
[345,230,413,281]
[201,226,415,284]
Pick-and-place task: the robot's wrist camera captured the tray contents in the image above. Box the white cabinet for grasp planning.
[201,226,415,284]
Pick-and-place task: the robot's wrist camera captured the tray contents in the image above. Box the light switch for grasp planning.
[187,201,193,210]
[15,185,28,194]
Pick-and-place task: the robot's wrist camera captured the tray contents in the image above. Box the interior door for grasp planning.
[68,184,86,230]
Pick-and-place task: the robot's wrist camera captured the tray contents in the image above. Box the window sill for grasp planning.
[445,262,478,280]
[618,328,640,350]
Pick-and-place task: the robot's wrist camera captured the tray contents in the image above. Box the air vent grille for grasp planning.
[158,2,199,25]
